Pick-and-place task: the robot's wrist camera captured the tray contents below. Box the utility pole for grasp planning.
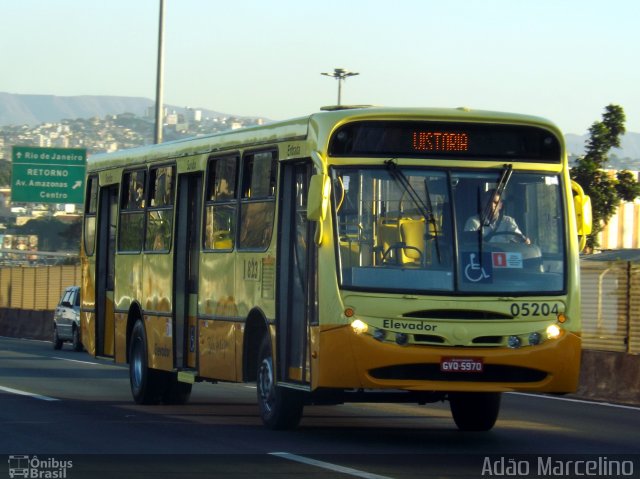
[321,68,359,106]
[154,0,165,144]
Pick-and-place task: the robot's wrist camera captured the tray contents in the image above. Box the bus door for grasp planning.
[173,172,202,370]
[277,162,316,385]
[95,185,118,357]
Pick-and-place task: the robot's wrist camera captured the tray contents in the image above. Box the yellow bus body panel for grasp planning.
[114,312,127,363]
[198,319,237,382]
[144,314,173,371]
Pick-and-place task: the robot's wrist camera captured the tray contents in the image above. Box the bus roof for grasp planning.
[86,106,562,172]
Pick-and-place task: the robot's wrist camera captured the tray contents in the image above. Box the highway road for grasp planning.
[1,336,639,478]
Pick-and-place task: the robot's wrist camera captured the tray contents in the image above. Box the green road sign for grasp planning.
[11,146,87,204]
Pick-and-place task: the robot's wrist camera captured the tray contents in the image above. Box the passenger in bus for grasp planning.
[135,183,145,208]
[464,189,530,244]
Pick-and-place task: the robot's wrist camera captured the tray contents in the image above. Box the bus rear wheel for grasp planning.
[449,392,501,431]
[129,320,165,405]
[256,336,304,430]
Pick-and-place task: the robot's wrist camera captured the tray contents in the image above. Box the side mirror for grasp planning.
[307,174,331,221]
[571,180,592,251]
[574,193,592,236]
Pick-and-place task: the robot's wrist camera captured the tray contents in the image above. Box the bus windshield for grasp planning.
[332,167,565,295]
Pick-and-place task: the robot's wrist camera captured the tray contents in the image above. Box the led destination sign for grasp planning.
[329,121,561,162]
[412,131,469,152]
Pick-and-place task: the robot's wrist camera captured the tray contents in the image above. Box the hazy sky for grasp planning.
[2,0,639,134]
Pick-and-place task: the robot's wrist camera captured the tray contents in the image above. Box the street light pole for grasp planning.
[321,68,359,106]
[154,0,165,144]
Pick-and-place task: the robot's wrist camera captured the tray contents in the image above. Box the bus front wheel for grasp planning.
[129,320,165,405]
[256,336,304,430]
[449,392,501,431]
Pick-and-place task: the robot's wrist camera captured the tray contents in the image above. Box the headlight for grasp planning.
[350,319,368,334]
[546,324,561,339]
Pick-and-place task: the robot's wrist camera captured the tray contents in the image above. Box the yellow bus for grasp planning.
[81,107,591,431]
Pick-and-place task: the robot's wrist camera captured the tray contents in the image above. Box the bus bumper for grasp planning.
[315,325,581,393]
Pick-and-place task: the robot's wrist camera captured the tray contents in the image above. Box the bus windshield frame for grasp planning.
[331,165,567,296]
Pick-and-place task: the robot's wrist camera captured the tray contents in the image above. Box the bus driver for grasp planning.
[464,189,531,244]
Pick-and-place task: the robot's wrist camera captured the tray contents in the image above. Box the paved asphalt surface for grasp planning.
[1,336,639,478]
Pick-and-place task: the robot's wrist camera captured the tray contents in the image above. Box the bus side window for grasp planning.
[119,169,146,252]
[204,155,238,250]
[145,165,175,252]
[239,150,277,249]
[84,175,99,256]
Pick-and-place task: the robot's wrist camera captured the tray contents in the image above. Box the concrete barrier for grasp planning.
[576,350,640,406]
[0,308,52,342]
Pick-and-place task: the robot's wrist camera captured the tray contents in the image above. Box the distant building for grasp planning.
[38,135,51,147]
[165,112,178,125]
[0,188,10,208]
[53,136,70,148]
[186,108,202,123]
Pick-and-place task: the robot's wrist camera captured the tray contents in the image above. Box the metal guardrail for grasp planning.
[0,262,638,354]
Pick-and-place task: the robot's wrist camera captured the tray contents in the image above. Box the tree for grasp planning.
[14,216,81,252]
[570,104,640,250]
[0,160,11,187]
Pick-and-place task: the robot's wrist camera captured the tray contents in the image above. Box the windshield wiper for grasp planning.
[384,160,441,264]
[480,163,513,227]
[474,163,513,270]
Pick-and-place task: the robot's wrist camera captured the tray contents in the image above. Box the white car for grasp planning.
[52,286,82,351]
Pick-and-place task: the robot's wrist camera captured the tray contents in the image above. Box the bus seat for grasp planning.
[376,217,399,259]
[399,217,426,264]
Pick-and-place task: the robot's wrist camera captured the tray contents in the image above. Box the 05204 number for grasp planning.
[510,302,560,317]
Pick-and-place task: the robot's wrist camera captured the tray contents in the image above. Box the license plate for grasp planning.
[440,357,484,373]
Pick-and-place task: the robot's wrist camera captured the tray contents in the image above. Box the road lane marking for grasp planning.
[0,385,59,402]
[269,452,393,479]
[52,356,103,366]
[508,392,640,411]
[0,336,49,343]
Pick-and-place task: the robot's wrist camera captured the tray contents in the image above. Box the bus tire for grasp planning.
[449,392,501,431]
[162,373,192,405]
[257,336,304,430]
[129,320,165,405]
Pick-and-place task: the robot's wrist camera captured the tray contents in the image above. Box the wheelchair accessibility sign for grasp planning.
[463,251,524,283]
[463,252,493,283]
